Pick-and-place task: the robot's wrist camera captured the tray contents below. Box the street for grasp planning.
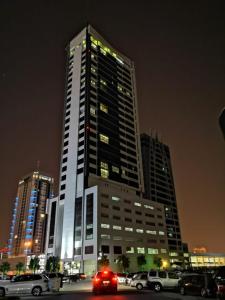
[3,280,205,300]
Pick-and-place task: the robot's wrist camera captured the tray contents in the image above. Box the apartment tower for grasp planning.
[141,134,183,265]
[50,26,169,273]
[8,171,54,256]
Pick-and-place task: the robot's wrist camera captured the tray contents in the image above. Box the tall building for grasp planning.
[219,108,225,140]
[140,134,183,265]
[47,25,170,273]
[8,171,54,256]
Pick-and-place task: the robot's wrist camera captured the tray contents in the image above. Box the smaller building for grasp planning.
[190,253,225,268]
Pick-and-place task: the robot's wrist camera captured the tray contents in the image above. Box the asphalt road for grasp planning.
[2,280,205,300]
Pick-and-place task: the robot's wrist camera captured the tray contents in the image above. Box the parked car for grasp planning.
[92,270,117,294]
[178,273,217,297]
[125,273,138,285]
[0,274,49,297]
[147,270,180,292]
[216,278,225,299]
[116,273,127,284]
[130,273,148,290]
[45,273,63,291]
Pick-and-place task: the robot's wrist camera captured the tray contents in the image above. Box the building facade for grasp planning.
[140,134,183,265]
[46,25,170,273]
[190,253,225,268]
[8,171,54,256]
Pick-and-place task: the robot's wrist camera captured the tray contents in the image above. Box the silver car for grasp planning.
[0,274,49,297]
[148,270,180,292]
[130,273,148,290]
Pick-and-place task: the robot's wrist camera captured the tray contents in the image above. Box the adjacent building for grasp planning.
[140,134,183,266]
[219,108,225,140]
[45,25,170,273]
[8,171,54,257]
[190,253,225,268]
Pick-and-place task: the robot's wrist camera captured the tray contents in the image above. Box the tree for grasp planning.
[16,262,25,275]
[45,256,60,273]
[137,255,146,271]
[153,256,162,269]
[116,255,130,272]
[29,256,40,274]
[0,262,10,275]
[98,255,109,268]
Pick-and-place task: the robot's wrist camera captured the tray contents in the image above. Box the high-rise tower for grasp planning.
[8,171,54,256]
[141,134,183,265]
[50,26,169,273]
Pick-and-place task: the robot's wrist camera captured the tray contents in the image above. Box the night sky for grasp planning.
[0,0,225,252]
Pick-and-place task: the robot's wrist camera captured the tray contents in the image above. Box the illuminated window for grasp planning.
[100,103,108,113]
[148,248,158,254]
[144,204,154,210]
[117,84,123,92]
[101,234,110,239]
[91,80,96,86]
[134,202,141,207]
[91,67,96,73]
[112,166,119,173]
[113,225,122,230]
[101,169,109,178]
[100,79,107,86]
[126,247,134,253]
[146,230,156,235]
[90,106,96,116]
[91,42,97,49]
[137,247,145,254]
[99,134,109,144]
[136,229,143,233]
[100,48,106,55]
[101,162,108,169]
[112,196,120,201]
[159,231,165,235]
[125,227,133,232]
[101,224,110,229]
[170,252,178,257]
[161,249,167,254]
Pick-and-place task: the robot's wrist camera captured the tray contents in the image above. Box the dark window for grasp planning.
[114,246,122,254]
[125,218,132,222]
[65,125,70,132]
[149,270,157,277]
[64,133,69,139]
[62,166,67,172]
[158,271,167,278]
[64,141,69,147]
[61,175,66,181]
[85,245,93,254]
[62,157,68,164]
[60,194,65,200]
[101,245,110,254]
[61,184,66,190]
[63,149,68,155]
[75,197,82,242]
[86,194,94,240]
[113,206,120,211]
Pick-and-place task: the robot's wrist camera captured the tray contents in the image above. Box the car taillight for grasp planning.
[94,277,100,283]
[112,276,117,282]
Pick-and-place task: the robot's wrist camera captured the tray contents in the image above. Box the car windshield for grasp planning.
[96,271,114,279]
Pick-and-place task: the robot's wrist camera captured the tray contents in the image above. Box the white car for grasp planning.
[116,273,127,284]
[0,274,49,297]
[130,273,148,290]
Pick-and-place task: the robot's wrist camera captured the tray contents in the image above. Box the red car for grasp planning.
[92,270,118,294]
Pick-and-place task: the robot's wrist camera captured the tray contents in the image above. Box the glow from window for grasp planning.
[101,169,109,178]
[146,230,156,235]
[125,227,133,232]
[100,103,108,113]
[126,247,134,253]
[144,204,154,210]
[137,247,145,254]
[136,229,143,233]
[148,248,158,254]
[101,224,110,229]
[90,106,96,116]
[99,134,109,144]
[112,196,120,201]
[112,166,119,173]
[161,249,167,254]
[113,225,122,230]
[101,234,110,239]
[159,231,165,235]
[100,79,107,86]
[101,162,108,169]
[134,202,141,207]
[170,252,178,257]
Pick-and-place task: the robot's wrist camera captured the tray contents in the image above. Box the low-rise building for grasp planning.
[190,252,225,268]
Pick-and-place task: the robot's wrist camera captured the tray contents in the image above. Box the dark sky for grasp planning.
[0,0,225,252]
